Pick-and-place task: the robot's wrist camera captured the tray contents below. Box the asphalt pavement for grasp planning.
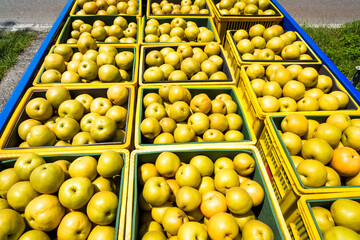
[0,0,360,112]
[0,0,68,31]
[277,0,360,26]
[1,0,359,29]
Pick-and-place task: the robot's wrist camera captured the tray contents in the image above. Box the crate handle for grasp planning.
[289,223,303,240]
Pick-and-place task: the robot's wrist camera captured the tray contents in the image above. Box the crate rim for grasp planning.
[33,44,139,87]
[0,148,130,240]
[69,0,143,17]
[297,193,360,240]
[0,85,136,155]
[145,0,214,18]
[134,84,257,149]
[140,16,221,45]
[239,64,360,121]
[138,44,237,85]
[227,30,322,65]
[125,145,292,240]
[209,0,284,20]
[266,113,360,195]
[56,14,141,45]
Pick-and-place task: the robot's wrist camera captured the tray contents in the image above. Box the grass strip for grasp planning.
[0,30,37,80]
[302,20,360,82]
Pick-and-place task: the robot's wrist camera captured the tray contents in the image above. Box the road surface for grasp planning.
[0,0,68,30]
[0,0,359,30]
[277,0,360,26]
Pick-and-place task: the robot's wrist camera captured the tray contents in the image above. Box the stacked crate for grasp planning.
[131,0,293,239]
[0,0,360,239]
[0,1,141,239]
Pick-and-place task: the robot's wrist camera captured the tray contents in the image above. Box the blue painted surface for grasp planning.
[272,0,360,105]
[0,0,75,133]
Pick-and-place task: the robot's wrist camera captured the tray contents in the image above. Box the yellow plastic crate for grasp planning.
[257,116,300,218]
[138,44,237,86]
[223,32,242,85]
[69,0,142,17]
[225,30,321,69]
[134,85,257,149]
[56,15,141,45]
[257,113,360,219]
[140,16,221,45]
[125,146,292,240]
[223,30,322,95]
[0,148,130,240]
[287,193,360,240]
[146,0,214,18]
[209,0,283,44]
[33,45,139,87]
[0,85,135,156]
[239,64,360,138]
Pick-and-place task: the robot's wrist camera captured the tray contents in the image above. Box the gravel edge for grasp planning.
[0,31,48,112]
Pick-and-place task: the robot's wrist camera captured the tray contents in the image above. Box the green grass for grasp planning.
[302,20,360,81]
[0,30,37,80]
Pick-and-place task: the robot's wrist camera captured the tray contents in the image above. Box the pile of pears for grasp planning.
[311,199,360,239]
[140,85,245,144]
[150,0,210,15]
[144,17,215,43]
[279,113,360,188]
[246,63,350,113]
[234,24,313,61]
[143,42,228,82]
[17,85,129,147]
[216,0,275,15]
[138,151,274,240]
[66,16,137,44]
[74,0,139,16]
[41,44,134,84]
[0,150,123,239]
